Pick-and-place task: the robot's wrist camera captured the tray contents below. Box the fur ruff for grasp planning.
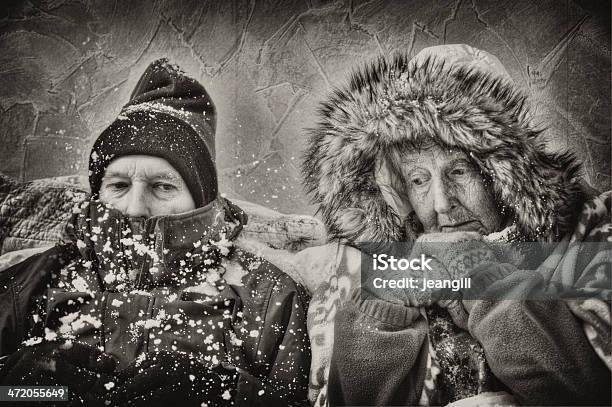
[302,53,586,243]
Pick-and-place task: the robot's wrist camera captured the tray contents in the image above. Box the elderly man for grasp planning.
[302,45,610,406]
[0,59,310,406]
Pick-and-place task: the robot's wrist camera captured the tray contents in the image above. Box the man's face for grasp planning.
[401,144,502,235]
[99,155,196,217]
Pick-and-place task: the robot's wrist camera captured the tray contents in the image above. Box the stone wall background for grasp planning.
[0,0,609,215]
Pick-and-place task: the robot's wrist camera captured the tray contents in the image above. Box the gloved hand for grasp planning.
[375,254,449,308]
[416,232,527,329]
[376,232,484,306]
[412,232,499,279]
[413,232,500,328]
[106,351,238,407]
[0,340,118,406]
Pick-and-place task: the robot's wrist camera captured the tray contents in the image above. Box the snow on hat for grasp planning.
[89,58,218,208]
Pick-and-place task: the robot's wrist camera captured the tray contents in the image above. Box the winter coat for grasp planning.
[0,197,311,406]
[301,45,611,406]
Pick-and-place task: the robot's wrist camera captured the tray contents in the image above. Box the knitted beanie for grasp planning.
[89,58,218,208]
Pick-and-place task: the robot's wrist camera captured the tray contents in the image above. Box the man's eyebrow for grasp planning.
[102,172,181,180]
[148,173,181,181]
[102,171,130,179]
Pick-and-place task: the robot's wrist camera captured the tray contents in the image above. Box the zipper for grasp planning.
[134,215,159,290]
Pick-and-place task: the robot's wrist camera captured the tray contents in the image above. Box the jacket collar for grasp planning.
[67,197,246,290]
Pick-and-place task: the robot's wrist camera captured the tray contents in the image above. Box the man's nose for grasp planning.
[431,177,456,214]
[122,188,150,217]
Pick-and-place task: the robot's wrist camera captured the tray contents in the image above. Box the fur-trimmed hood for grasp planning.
[302,45,587,243]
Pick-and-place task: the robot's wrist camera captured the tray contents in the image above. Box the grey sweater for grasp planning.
[327,270,610,406]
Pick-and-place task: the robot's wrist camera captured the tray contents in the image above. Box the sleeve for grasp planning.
[465,266,612,406]
[458,198,612,406]
[0,247,59,356]
[0,266,19,357]
[327,289,428,406]
[233,272,311,407]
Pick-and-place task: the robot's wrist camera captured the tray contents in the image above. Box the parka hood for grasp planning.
[302,45,587,243]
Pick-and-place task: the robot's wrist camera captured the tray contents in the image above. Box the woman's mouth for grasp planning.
[440,220,483,232]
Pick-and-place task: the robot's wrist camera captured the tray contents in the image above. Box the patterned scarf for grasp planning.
[420,306,505,405]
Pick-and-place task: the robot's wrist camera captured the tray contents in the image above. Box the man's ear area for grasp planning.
[375,156,413,220]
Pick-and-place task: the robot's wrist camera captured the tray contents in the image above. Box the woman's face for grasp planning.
[398,144,503,235]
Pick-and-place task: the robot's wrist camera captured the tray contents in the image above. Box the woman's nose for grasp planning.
[431,177,456,214]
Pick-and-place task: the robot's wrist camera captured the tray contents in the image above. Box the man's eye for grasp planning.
[153,183,177,192]
[108,182,129,190]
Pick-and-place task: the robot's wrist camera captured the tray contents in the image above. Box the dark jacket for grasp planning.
[0,197,310,406]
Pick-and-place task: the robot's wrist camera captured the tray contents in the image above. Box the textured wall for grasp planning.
[0,0,609,215]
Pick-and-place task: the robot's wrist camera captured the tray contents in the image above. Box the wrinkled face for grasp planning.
[99,155,195,217]
[401,144,502,234]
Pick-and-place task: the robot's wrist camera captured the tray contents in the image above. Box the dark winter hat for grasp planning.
[89,58,218,208]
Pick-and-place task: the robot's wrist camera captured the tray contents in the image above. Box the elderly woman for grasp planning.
[301,45,611,406]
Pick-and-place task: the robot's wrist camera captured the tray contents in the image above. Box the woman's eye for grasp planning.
[450,165,472,177]
[411,177,426,186]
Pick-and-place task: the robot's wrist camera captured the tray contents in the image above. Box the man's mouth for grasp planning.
[440,220,482,232]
